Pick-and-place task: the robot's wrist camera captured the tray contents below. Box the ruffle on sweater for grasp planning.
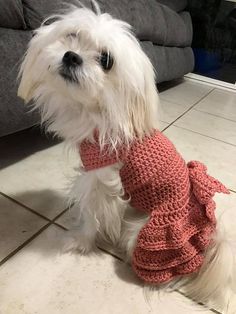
[188,161,229,221]
[133,254,204,284]
[132,161,229,283]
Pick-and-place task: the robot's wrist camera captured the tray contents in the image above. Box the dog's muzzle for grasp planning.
[59,51,83,83]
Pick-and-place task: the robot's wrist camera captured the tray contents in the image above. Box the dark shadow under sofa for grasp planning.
[0,0,194,137]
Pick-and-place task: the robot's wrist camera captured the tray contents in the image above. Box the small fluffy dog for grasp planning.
[18,2,235,310]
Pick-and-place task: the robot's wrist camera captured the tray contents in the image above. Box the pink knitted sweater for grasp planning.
[79,130,229,284]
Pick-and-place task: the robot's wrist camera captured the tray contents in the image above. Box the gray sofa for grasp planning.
[0,0,194,137]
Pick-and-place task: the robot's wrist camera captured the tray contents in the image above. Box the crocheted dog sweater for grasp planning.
[79,130,229,284]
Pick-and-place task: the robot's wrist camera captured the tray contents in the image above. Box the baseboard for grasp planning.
[184,73,236,92]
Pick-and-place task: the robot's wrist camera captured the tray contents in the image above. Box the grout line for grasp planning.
[52,221,124,261]
[0,194,70,265]
[51,207,70,231]
[51,207,70,223]
[0,191,70,230]
[50,207,125,262]
[176,290,222,314]
[49,205,125,261]
[170,125,236,148]
[0,222,51,267]
[97,246,124,262]
[159,97,190,107]
[160,123,172,132]
[209,308,222,314]
[0,191,53,223]
[0,217,69,267]
[193,108,236,124]
[161,88,215,132]
[53,221,68,231]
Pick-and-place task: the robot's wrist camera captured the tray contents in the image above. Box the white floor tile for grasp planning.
[175,109,236,146]
[164,126,236,191]
[159,80,213,106]
[195,88,236,121]
[0,143,78,219]
[0,225,213,314]
[159,99,190,123]
[0,194,46,261]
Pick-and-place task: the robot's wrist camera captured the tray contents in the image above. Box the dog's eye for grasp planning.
[43,16,60,26]
[100,51,114,71]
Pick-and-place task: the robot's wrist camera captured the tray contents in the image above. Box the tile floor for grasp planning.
[0,79,236,314]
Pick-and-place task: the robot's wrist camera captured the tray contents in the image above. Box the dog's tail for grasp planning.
[181,218,236,310]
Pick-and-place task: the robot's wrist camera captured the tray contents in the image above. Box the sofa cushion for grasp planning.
[141,41,194,82]
[22,0,88,29]
[0,28,40,137]
[21,0,192,46]
[0,0,26,29]
[179,11,193,46]
[155,0,187,13]
[98,0,192,47]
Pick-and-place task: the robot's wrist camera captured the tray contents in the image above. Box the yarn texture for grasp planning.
[79,130,229,283]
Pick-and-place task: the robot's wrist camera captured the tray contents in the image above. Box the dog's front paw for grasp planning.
[62,230,95,255]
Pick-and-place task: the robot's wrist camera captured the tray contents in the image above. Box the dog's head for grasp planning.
[18,5,159,145]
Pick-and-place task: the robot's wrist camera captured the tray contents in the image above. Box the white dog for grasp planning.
[18,2,235,310]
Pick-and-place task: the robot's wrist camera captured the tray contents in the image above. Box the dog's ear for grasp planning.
[18,24,53,103]
[18,39,40,103]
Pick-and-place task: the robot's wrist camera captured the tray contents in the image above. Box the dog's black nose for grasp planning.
[62,51,83,67]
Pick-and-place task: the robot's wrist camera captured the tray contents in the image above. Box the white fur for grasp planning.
[66,164,127,251]
[180,227,236,308]
[18,6,159,148]
[18,3,235,310]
